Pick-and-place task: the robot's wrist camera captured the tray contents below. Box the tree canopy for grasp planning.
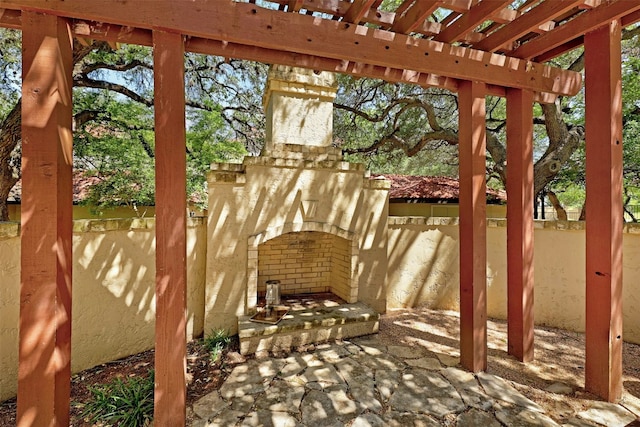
[1,25,639,222]
[0,31,253,220]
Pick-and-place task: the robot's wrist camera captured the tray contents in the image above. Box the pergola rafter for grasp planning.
[1,1,636,425]
[63,18,555,103]
[2,0,583,97]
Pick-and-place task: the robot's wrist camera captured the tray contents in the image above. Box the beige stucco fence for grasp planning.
[387,217,640,347]
[0,218,207,402]
[2,216,640,401]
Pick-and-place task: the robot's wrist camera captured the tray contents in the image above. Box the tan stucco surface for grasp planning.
[387,217,640,345]
[0,223,20,402]
[4,214,640,402]
[263,66,337,151]
[389,203,506,218]
[0,218,206,401]
[205,66,388,334]
[8,204,158,221]
[205,161,389,335]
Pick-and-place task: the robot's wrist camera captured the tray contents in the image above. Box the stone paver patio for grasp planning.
[189,331,640,427]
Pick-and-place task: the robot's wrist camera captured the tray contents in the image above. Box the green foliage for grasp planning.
[203,329,231,362]
[67,48,260,213]
[81,370,154,427]
[0,29,21,119]
[554,184,586,210]
[184,54,267,154]
[73,94,156,214]
[186,109,248,208]
[622,54,640,201]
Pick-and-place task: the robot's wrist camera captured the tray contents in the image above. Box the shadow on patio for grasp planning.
[190,307,640,427]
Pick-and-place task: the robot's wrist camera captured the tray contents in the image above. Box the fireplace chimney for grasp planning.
[262,66,337,155]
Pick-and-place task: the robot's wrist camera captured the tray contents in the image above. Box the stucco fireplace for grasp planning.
[204,66,388,334]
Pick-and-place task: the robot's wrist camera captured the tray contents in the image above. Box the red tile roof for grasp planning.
[8,172,103,203]
[8,172,506,205]
[377,174,506,203]
[9,172,203,205]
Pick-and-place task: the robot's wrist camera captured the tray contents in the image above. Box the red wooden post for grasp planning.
[18,12,73,427]
[458,80,487,373]
[153,30,188,424]
[506,88,535,363]
[584,20,623,402]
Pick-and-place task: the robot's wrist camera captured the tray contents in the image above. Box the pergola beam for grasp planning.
[391,0,442,34]
[287,0,304,13]
[343,0,378,24]
[153,30,188,425]
[434,0,512,43]
[1,0,582,96]
[18,11,73,426]
[0,8,21,28]
[533,8,640,63]
[511,0,640,60]
[506,88,535,363]
[187,38,559,102]
[68,19,560,103]
[458,79,487,373]
[584,19,623,403]
[474,0,587,53]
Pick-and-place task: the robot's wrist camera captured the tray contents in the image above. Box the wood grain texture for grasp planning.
[1,0,582,95]
[506,88,535,363]
[153,30,188,426]
[584,20,623,403]
[512,0,640,59]
[18,11,73,427]
[458,80,487,373]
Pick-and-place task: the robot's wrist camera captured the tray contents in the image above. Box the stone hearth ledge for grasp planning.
[238,302,380,355]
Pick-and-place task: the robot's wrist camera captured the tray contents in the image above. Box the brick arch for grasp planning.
[246,221,359,312]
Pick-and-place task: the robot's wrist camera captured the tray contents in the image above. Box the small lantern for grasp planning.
[265,280,281,308]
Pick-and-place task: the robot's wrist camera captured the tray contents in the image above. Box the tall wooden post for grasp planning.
[458,80,487,373]
[18,12,73,427]
[506,88,535,363]
[584,20,623,403]
[153,30,188,424]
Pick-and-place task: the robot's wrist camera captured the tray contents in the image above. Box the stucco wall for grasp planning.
[5,211,640,401]
[8,204,158,221]
[0,218,206,402]
[389,202,506,218]
[387,217,640,345]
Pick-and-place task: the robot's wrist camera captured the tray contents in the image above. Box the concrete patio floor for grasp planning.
[189,308,640,427]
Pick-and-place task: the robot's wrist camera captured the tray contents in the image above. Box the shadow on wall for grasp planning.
[0,218,207,402]
[386,219,460,310]
[385,219,640,346]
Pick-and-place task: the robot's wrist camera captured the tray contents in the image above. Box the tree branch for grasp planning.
[73,110,102,130]
[80,59,151,76]
[335,97,443,130]
[74,75,154,106]
[343,129,458,157]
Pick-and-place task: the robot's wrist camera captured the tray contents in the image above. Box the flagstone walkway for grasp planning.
[189,333,640,427]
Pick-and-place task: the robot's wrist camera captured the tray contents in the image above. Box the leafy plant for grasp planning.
[81,370,154,427]
[203,329,231,362]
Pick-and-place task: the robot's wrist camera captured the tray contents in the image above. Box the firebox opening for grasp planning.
[257,231,353,304]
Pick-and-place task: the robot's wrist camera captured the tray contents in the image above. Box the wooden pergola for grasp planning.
[1,0,637,425]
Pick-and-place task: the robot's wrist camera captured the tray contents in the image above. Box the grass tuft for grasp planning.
[204,328,231,362]
[80,370,154,427]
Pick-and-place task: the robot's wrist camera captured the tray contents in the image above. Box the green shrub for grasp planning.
[81,370,154,427]
[204,328,231,362]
